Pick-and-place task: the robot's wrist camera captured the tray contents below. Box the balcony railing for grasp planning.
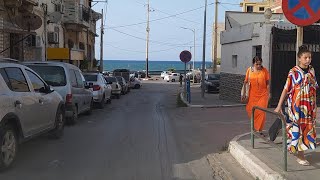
[63,3,90,28]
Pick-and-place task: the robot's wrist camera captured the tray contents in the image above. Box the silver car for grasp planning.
[0,62,65,170]
[104,76,122,99]
[83,72,112,108]
[24,62,93,124]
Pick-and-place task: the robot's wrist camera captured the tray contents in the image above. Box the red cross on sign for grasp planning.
[282,0,320,26]
[179,50,192,63]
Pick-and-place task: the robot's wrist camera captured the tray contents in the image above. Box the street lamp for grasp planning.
[201,0,207,98]
[181,27,196,84]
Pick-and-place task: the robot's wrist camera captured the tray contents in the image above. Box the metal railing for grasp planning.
[251,106,287,171]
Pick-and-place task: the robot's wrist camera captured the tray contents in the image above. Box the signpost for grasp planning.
[282,0,320,64]
[180,50,192,99]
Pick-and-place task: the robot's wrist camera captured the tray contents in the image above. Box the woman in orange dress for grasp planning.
[242,56,270,132]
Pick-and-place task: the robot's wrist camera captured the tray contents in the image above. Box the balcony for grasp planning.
[63,3,90,30]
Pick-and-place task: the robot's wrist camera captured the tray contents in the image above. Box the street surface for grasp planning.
[0,81,251,180]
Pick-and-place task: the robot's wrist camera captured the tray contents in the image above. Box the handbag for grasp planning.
[269,105,287,141]
[241,67,252,103]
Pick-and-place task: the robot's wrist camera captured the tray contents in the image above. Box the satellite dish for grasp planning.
[14,11,42,31]
[48,12,62,23]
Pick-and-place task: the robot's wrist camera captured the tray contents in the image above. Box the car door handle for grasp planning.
[39,99,44,104]
[14,101,22,108]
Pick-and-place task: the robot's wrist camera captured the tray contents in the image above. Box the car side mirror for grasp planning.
[39,85,54,93]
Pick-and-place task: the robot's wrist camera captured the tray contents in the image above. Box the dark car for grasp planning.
[204,73,220,93]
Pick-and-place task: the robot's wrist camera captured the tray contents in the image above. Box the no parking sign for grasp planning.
[282,0,320,26]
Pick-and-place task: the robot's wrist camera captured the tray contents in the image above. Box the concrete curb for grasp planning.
[229,133,284,180]
[179,92,246,108]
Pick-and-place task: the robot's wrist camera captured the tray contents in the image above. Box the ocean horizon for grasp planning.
[103,60,213,72]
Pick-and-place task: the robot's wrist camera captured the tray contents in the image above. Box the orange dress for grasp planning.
[244,67,270,131]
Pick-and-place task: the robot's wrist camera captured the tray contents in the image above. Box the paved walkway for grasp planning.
[181,87,320,180]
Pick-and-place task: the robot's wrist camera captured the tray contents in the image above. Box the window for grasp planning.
[74,70,84,88]
[4,67,29,92]
[27,65,66,86]
[69,70,78,87]
[106,77,116,82]
[259,7,265,11]
[84,74,98,81]
[255,45,262,57]
[0,68,12,89]
[25,70,46,92]
[246,6,253,12]
[232,55,237,68]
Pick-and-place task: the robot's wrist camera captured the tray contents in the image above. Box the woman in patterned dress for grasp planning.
[275,45,317,166]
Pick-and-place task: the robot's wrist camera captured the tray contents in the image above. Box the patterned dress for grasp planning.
[284,66,318,153]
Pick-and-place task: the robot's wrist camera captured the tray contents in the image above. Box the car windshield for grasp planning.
[106,77,116,82]
[84,74,98,82]
[207,74,220,80]
[27,65,66,86]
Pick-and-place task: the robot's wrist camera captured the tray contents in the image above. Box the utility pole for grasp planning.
[99,9,104,73]
[145,0,150,78]
[201,0,207,98]
[42,3,48,61]
[212,0,218,72]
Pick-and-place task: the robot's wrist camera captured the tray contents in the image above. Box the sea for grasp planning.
[103,60,213,72]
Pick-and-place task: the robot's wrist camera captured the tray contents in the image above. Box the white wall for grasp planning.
[220,22,272,75]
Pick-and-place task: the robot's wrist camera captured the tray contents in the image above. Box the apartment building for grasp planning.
[240,0,282,13]
[0,0,101,70]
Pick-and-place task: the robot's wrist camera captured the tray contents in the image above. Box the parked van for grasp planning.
[24,62,93,124]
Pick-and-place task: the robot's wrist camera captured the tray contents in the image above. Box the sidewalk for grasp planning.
[181,86,320,180]
[180,84,245,108]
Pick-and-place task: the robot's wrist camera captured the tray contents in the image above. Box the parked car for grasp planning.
[104,76,122,99]
[115,76,129,94]
[130,77,142,89]
[83,72,112,109]
[24,62,93,124]
[164,73,181,82]
[204,73,220,93]
[113,69,131,91]
[0,62,65,169]
[161,71,172,79]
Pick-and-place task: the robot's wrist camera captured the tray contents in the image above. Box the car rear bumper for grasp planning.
[65,103,74,117]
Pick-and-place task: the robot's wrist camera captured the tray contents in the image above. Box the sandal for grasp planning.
[297,158,310,166]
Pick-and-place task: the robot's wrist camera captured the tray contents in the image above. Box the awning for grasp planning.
[47,48,84,61]
[47,48,70,60]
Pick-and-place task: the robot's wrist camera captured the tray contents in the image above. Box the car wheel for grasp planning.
[98,96,105,109]
[0,124,18,170]
[67,106,78,125]
[134,84,140,89]
[49,107,65,139]
[172,79,175,82]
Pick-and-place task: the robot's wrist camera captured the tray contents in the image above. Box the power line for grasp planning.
[105,3,214,29]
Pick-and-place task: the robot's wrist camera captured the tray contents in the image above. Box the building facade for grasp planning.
[0,0,101,70]
[240,0,283,13]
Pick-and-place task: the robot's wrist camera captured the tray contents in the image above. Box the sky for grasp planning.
[92,0,242,61]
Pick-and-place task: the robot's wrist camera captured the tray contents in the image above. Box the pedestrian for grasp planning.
[179,74,183,87]
[274,45,317,166]
[242,56,270,133]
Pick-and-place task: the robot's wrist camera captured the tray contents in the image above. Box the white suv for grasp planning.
[0,62,65,170]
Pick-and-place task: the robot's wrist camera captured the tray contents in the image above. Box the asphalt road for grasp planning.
[0,81,251,180]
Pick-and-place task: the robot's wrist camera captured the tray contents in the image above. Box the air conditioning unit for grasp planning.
[47,32,59,44]
[54,4,64,13]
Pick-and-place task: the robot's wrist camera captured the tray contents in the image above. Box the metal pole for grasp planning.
[193,29,195,85]
[213,0,218,72]
[184,62,187,97]
[296,26,303,65]
[251,108,255,149]
[43,3,47,61]
[145,0,150,78]
[201,0,207,98]
[282,116,287,171]
[99,9,104,72]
